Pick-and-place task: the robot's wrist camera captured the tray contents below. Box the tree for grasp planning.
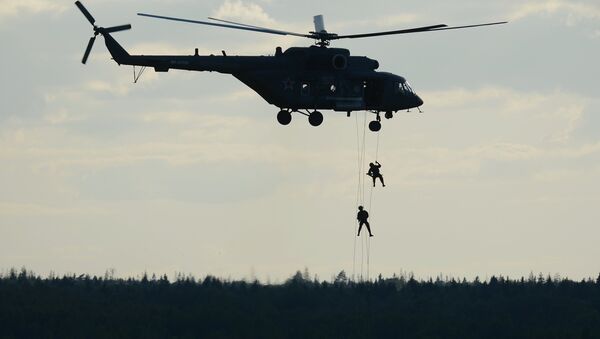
[302,267,311,281]
[286,270,305,285]
[334,270,348,284]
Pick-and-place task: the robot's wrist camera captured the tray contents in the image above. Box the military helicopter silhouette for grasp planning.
[76,1,506,132]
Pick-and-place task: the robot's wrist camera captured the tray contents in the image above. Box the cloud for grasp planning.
[421,87,588,144]
[532,168,584,183]
[207,88,256,103]
[208,0,307,52]
[375,85,599,187]
[43,109,87,125]
[0,202,105,217]
[85,80,131,96]
[376,14,419,28]
[0,0,67,17]
[469,143,542,162]
[384,140,600,190]
[544,105,585,143]
[212,0,276,26]
[510,0,600,24]
[0,113,279,169]
[470,141,600,162]
[330,14,419,32]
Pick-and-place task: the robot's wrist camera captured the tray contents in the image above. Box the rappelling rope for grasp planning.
[353,113,363,280]
[363,123,382,281]
[353,113,360,280]
[353,112,381,282]
[361,113,368,204]
[360,114,368,281]
[353,112,369,281]
[365,131,380,281]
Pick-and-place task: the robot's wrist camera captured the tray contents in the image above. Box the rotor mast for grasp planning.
[311,15,337,47]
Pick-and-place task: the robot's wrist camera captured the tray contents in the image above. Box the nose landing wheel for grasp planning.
[308,110,323,127]
[277,109,292,125]
[369,120,381,132]
[368,111,382,132]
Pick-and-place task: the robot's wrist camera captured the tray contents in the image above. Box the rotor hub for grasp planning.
[309,31,339,47]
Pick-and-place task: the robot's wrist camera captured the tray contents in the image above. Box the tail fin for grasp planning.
[103,32,131,65]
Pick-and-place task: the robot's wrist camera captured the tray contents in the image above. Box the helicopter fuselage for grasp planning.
[104,34,423,114]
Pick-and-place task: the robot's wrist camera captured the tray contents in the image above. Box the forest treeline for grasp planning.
[1,268,600,339]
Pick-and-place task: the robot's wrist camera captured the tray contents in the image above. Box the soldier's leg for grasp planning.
[365,222,373,236]
[357,222,363,236]
[379,175,385,187]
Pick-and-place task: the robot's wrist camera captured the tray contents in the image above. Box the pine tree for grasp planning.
[334,270,348,284]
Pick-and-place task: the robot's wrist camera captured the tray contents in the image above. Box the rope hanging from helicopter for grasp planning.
[352,112,381,282]
[133,65,147,83]
[353,112,365,281]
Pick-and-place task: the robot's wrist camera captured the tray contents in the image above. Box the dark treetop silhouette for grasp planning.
[2,269,600,339]
[75,1,506,132]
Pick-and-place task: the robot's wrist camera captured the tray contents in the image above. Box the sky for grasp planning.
[1,0,599,282]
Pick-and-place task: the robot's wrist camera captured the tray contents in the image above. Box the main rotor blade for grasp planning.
[138,13,309,38]
[208,17,270,30]
[207,17,304,36]
[334,22,507,40]
[429,21,508,32]
[104,24,132,33]
[75,1,95,26]
[82,36,95,64]
[334,24,448,40]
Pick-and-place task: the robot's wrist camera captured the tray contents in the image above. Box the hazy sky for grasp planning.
[1,0,599,281]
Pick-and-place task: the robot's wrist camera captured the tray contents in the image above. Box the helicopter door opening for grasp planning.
[364,80,384,105]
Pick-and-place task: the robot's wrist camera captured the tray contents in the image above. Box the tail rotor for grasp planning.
[75,1,131,64]
[75,0,95,26]
[82,36,96,64]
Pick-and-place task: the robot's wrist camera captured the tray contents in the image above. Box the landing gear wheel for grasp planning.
[277,110,292,125]
[384,111,393,119]
[308,110,323,127]
[369,120,381,132]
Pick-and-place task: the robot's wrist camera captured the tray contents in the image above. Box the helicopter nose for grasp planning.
[414,94,423,107]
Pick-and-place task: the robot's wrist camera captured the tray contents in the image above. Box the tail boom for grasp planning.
[102,33,271,74]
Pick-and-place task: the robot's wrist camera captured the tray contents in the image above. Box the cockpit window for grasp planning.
[398,82,413,94]
[397,82,414,95]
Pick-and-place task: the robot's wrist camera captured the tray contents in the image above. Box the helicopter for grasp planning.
[75,1,506,132]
